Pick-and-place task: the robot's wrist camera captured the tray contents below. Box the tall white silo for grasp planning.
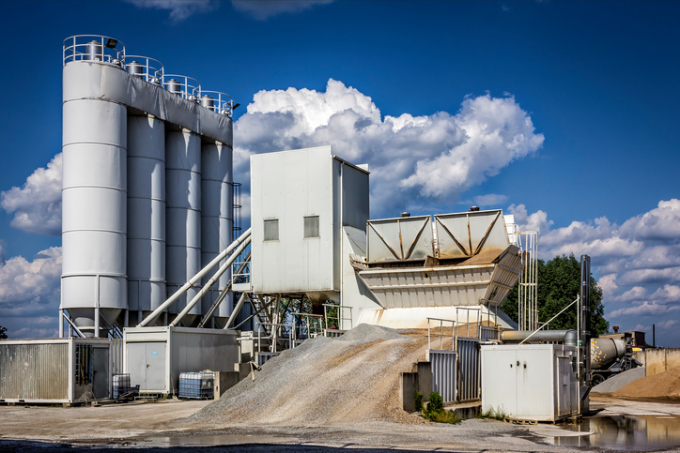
[61,94,128,337]
[201,140,234,327]
[127,114,166,324]
[166,129,202,326]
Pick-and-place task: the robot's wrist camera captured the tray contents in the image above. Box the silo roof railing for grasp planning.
[199,91,236,117]
[125,55,164,85]
[164,74,201,101]
[63,35,125,66]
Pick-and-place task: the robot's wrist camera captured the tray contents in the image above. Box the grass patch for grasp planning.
[478,406,510,422]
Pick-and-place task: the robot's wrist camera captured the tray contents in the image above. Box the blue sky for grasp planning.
[0,1,679,345]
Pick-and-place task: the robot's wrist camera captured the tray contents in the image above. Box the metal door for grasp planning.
[481,348,517,415]
[128,342,166,392]
[430,350,457,403]
[516,349,553,420]
[556,356,572,417]
[91,347,109,399]
[143,342,166,391]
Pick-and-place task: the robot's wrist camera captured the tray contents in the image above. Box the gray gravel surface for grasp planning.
[591,368,645,394]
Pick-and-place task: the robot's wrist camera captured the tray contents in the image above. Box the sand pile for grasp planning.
[612,367,680,400]
[591,368,645,394]
[190,324,428,427]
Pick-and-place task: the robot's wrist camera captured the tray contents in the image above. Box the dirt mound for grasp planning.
[591,368,645,394]
[189,324,428,427]
[613,367,680,400]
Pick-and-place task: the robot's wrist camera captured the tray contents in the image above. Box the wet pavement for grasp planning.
[549,414,680,451]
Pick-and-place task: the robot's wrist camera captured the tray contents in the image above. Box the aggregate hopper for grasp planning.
[351,209,522,328]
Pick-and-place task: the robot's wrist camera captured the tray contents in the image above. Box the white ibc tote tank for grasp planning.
[61,98,128,337]
[127,114,166,324]
[201,140,234,326]
[166,129,202,326]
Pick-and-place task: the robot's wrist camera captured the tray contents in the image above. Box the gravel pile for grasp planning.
[613,366,680,400]
[591,367,645,394]
[188,324,428,428]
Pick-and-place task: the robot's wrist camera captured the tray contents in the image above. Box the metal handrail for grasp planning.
[455,306,481,343]
[323,303,352,332]
[291,313,324,342]
[63,35,125,66]
[427,317,456,351]
[232,261,251,285]
[200,90,236,117]
[164,74,201,101]
[125,55,164,84]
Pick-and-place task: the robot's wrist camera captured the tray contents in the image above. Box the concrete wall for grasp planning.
[644,348,680,377]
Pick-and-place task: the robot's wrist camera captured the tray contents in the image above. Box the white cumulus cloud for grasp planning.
[473,193,508,207]
[0,247,62,333]
[1,153,62,236]
[235,79,544,217]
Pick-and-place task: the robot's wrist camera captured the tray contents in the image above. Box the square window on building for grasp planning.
[264,219,279,241]
[304,216,320,238]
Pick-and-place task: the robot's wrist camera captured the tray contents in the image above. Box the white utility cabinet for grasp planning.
[481,344,580,422]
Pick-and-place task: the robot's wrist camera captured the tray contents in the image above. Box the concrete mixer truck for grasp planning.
[590,333,642,385]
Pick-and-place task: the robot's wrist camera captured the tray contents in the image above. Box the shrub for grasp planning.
[420,391,460,424]
[414,391,423,412]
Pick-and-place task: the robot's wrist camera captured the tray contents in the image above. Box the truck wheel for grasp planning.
[591,373,605,386]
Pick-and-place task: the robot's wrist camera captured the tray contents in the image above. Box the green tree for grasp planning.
[500,254,609,335]
[0,326,7,339]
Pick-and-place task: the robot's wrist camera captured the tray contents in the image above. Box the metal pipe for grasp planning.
[501,329,577,346]
[62,312,86,338]
[138,227,251,327]
[224,293,248,330]
[199,252,251,327]
[170,237,250,326]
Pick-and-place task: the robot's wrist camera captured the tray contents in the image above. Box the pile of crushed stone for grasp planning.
[591,368,645,394]
[188,324,429,427]
[613,367,680,400]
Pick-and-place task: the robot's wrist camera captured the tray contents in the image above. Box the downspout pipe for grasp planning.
[501,329,578,346]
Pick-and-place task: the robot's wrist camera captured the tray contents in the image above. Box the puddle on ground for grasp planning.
[133,433,296,447]
[548,415,680,451]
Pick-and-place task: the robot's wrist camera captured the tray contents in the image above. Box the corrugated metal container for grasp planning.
[0,338,116,404]
[124,326,239,394]
[481,344,579,422]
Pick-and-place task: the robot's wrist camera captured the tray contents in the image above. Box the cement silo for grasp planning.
[62,40,128,337]
[60,35,236,337]
[165,129,202,326]
[201,139,234,327]
[127,114,166,325]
